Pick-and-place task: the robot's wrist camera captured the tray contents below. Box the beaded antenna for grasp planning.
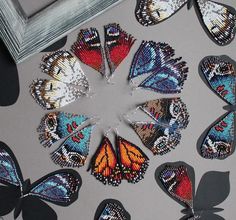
[0,141,81,220]
[37,111,95,168]
[72,24,136,78]
[157,162,230,219]
[135,0,236,46]
[199,55,236,160]
[88,133,149,186]
[30,50,89,110]
[128,41,188,93]
[127,98,189,155]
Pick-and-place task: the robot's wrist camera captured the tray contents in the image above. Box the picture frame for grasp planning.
[0,0,124,63]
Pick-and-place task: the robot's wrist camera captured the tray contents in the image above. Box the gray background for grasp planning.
[1,0,236,219]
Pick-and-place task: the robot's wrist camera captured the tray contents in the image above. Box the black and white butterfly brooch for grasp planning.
[135,0,236,46]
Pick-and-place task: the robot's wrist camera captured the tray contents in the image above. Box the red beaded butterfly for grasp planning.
[71,23,136,78]
[156,162,230,219]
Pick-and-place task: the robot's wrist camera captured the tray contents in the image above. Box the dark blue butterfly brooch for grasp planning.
[0,141,81,220]
[198,55,236,159]
[156,162,230,220]
[135,0,236,46]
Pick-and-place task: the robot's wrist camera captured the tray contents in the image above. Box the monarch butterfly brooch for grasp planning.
[135,0,236,46]
[156,162,230,219]
[88,133,149,186]
[0,141,81,220]
[198,55,236,159]
[94,199,130,220]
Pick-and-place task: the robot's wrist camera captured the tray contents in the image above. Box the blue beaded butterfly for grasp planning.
[135,0,236,46]
[37,111,94,167]
[128,41,188,93]
[199,55,236,159]
[156,162,230,220]
[0,141,81,220]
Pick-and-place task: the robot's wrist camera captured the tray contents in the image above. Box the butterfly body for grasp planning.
[199,55,236,159]
[135,0,236,46]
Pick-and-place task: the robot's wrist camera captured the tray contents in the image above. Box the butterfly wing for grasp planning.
[28,169,81,206]
[0,141,23,187]
[89,136,122,186]
[135,0,188,26]
[131,122,181,155]
[51,125,94,168]
[37,111,88,147]
[40,50,89,88]
[98,203,127,220]
[200,112,234,159]
[128,41,175,80]
[139,98,189,129]
[116,136,149,183]
[30,79,86,110]
[194,171,230,217]
[199,55,236,105]
[71,28,105,75]
[21,196,57,220]
[128,41,188,93]
[195,0,236,46]
[159,164,193,209]
[104,23,136,75]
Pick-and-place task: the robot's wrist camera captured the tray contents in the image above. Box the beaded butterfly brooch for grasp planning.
[37,111,95,168]
[156,162,230,219]
[127,97,189,155]
[95,199,130,220]
[88,134,149,186]
[0,141,81,220]
[198,55,236,159]
[30,50,89,110]
[128,41,188,93]
[135,0,236,46]
[71,23,136,78]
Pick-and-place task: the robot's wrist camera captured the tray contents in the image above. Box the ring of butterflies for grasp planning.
[29,22,190,187]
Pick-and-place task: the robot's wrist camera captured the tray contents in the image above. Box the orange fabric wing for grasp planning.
[89,136,122,186]
[116,136,149,184]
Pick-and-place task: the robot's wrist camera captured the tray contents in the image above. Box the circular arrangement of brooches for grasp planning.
[30,23,189,187]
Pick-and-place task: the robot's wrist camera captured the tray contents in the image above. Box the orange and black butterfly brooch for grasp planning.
[88,135,149,186]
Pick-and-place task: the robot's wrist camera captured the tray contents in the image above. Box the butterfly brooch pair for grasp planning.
[157,162,230,219]
[135,0,236,46]
[72,23,136,77]
[0,142,81,220]
[89,135,149,186]
[199,55,236,159]
[127,40,189,154]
